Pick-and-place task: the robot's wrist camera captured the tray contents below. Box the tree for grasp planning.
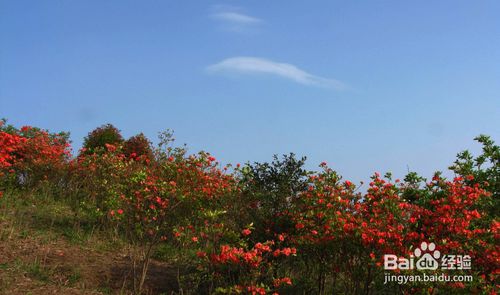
[123,133,153,161]
[82,124,123,154]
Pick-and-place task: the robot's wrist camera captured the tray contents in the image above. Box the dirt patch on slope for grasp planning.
[0,224,179,294]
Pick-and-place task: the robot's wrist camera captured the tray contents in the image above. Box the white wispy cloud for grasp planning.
[211,12,262,25]
[210,6,262,32]
[206,57,345,89]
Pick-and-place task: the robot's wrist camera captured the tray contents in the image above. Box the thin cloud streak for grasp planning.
[207,57,345,89]
[211,12,262,24]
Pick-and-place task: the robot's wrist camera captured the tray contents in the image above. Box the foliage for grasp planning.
[82,123,123,154]
[0,119,71,191]
[1,120,498,294]
[237,154,310,241]
[123,133,153,161]
[449,135,499,221]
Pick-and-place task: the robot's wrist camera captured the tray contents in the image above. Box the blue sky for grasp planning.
[1,1,499,184]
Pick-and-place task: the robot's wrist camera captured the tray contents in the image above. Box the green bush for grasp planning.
[82,124,123,154]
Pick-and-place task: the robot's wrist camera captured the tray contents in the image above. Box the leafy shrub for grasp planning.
[82,124,123,154]
[237,154,310,242]
[70,144,136,224]
[123,133,153,161]
[0,120,71,191]
[2,119,499,294]
[449,135,499,222]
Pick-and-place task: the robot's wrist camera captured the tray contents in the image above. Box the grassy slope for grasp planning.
[0,191,180,295]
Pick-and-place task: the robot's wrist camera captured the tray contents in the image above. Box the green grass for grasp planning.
[0,190,127,292]
[0,188,183,294]
[68,269,82,285]
[24,260,51,282]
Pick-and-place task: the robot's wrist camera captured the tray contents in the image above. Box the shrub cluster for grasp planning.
[1,120,498,294]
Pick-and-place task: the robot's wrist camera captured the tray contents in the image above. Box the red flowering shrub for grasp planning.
[0,120,71,190]
[82,124,123,155]
[70,144,139,222]
[0,130,25,171]
[2,120,498,294]
[252,157,498,295]
[0,130,26,191]
[90,147,237,293]
[449,135,499,225]
[182,219,297,294]
[205,241,295,294]
[399,174,498,292]
[123,133,153,161]
[15,127,71,187]
[287,165,368,293]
